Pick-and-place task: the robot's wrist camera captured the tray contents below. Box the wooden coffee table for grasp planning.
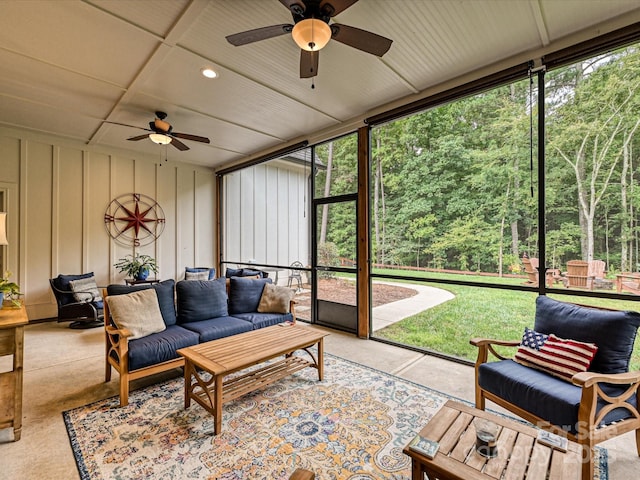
[404,400,584,480]
[177,323,328,434]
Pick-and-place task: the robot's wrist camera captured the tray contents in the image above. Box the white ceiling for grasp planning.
[1,0,639,168]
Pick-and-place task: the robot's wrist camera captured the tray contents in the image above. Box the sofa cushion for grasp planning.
[257,284,295,314]
[228,277,272,314]
[53,272,95,305]
[107,289,166,340]
[534,296,640,373]
[180,316,253,342]
[514,327,598,381]
[176,277,228,323]
[107,279,177,326]
[185,266,216,280]
[127,325,199,371]
[479,359,636,435]
[232,312,293,329]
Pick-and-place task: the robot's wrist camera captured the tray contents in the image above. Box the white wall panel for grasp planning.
[1,127,217,320]
[24,141,54,307]
[240,169,255,262]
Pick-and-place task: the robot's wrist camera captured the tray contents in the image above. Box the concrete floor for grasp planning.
[0,321,638,479]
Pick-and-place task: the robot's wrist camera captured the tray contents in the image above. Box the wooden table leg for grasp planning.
[184,360,191,408]
[317,338,324,381]
[214,373,223,435]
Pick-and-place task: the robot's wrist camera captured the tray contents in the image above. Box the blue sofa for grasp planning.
[471,296,640,479]
[104,277,294,406]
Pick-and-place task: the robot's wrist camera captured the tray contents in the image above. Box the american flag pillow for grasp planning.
[514,327,598,381]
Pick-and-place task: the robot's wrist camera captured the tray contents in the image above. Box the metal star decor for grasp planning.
[104,193,165,247]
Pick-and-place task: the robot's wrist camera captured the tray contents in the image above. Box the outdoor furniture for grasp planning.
[617,273,640,295]
[287,261,304,291]
[521,257,555,287]
[49,273,104,329]
[471,296,640,480]
[178,324,327,434]
[562,260,594,289]
[404,399,585,480]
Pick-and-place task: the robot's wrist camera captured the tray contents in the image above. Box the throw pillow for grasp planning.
[106,279,177,326]
[106,288,166,340]
[257,283,295,314]
[514,327,598,381]
[228,277,272,314]
[185,270,209,281]
[176,278,228,323]
[69,276,102,303]
[185,267,216,280]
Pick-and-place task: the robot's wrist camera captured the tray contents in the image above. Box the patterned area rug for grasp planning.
[63,353,607,479]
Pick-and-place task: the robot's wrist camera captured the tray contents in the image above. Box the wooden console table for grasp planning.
[0,304,28,441]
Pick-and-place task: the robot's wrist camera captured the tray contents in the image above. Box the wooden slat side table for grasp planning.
[0,304,28,441]
[404,400,583,480]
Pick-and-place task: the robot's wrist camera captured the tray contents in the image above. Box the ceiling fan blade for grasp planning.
[170,137,189,151]
[226,24,293,46]
[331,24,392,56]
[320,0,359,17]
[300,49,319,78]
[127,134,150,141]
[103,121,151,132]
[279,0,305,13]
[171,132,210,144]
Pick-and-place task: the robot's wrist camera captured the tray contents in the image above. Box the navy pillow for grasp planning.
[534,296,640,374]
[241,268,268,278]
[225,267,243,278]
[185,267,216,280]
[106,279,177,326]
[228,277,272,314]
[54,272,95,305]
[176,277,228,323]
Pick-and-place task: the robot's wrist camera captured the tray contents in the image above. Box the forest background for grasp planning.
[314,45,640,278]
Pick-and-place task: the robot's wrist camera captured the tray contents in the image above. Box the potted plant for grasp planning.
[0,271,22,308]
[114,254,158,281]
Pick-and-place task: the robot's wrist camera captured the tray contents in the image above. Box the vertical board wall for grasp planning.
[0,128,216,320]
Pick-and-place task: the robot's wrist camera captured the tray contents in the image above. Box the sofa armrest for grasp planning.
[470,338,520,364]
[571,370,640,434]
[289,299,297,322]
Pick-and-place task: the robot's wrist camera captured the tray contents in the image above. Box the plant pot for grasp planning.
[135,269,149,281]
[0,292,3,309]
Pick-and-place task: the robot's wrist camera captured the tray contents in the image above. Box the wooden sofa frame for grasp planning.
[470,335,640,480]
[103,288,297,407]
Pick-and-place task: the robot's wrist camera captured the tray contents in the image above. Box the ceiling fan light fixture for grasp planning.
[149,133,172,145]
[292,18,331,51]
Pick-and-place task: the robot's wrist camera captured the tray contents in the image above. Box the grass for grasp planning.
[371,269,640,371]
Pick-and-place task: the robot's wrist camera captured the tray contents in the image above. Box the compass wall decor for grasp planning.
[104,193,165,247]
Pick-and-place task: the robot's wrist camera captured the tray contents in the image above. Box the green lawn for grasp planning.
[371,269,640,371]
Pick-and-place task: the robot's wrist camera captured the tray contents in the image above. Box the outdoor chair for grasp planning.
[287,261,304,291]
[521,256,556,287]
[562,260,594,289]
[471,296,640,480]
[49,273,104,329]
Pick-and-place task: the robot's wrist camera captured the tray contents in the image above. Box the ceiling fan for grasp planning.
[105,111,210,151]
[225,0,393,78]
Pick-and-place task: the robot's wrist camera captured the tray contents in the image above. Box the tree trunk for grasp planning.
[319,142,333,244]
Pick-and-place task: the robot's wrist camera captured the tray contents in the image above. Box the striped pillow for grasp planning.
[514,327,598,381]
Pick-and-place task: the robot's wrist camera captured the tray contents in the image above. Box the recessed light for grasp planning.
[201,68,218,79]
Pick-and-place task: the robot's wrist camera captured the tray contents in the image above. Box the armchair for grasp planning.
[49,273,104,329]
[471,296,640,480]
